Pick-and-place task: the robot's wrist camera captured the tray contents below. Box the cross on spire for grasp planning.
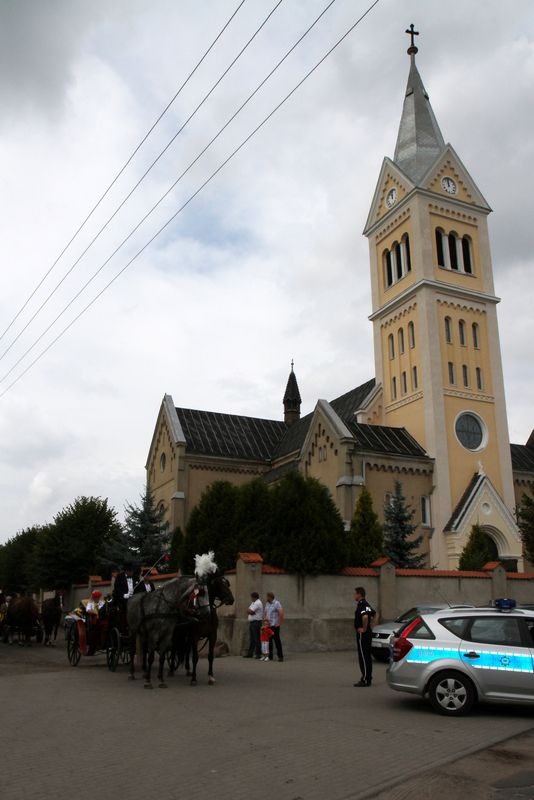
[405,23,419,55]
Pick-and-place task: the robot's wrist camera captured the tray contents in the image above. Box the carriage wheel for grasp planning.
[67,625,81,666]
[106,628,120,672]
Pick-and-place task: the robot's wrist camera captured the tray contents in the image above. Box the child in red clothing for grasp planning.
[260,619,274,661]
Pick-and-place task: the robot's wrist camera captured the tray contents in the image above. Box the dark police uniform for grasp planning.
[354,597,373,686]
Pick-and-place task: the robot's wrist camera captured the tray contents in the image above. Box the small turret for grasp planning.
[283,361,301,426]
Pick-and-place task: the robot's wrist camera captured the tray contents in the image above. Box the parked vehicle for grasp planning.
[387,600,534,716]
[371,603,474,662]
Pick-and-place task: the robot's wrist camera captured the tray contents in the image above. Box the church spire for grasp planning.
[393,25,446,184]
[283,361,301,426]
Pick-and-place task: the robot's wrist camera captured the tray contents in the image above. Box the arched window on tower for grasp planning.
[402,233,412,272]
[448,361,455,385]
[398,327,405,354]
[412,365,418,389]
[384,249,393,288]
[401,371,407,395]
[476,367,483,390]
[462,236,473,274]
[388,334,395,359]
[462,364,469,387]
[448,232,459,270]
[445,316,452,344]
[394,241,403,280]
[436,228,445,267]
[472,322,480,349]
[408,321,415,348]
[459,319,466,346]
[391,376,397,400]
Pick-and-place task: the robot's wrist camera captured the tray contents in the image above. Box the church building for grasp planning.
[147,30,534,570]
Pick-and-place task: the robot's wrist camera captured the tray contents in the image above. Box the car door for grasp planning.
[459,615,534,701]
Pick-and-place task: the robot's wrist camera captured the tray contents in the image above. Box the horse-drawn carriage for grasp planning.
[66,601,130,671]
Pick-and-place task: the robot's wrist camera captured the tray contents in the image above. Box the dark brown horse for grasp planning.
[172,573,234,685]
[3,597,41,645]
[42,592,64,645]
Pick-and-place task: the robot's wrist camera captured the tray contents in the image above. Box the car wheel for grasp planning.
[427,671,476,716]
[372,648,390,663]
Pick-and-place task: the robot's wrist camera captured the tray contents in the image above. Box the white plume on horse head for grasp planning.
[194,551,218,579]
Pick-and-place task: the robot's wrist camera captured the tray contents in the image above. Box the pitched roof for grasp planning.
[344,419,427,458]
[510,442,534,472]
[174,377,428,465]
[330,379,376,419]
[175,408,286,460]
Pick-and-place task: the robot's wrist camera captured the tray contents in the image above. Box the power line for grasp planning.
[0,0,332,382]
[0,0,247,346]
[0,0,381,399]
[0,0,283,366]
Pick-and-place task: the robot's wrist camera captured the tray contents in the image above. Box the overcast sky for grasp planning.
[1,0,533,544]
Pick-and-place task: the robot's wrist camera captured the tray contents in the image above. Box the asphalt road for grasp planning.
[1,640,533,799]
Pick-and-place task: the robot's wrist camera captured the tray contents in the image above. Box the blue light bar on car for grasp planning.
[494,598,516,611]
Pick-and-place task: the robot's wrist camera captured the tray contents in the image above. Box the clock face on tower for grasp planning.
[386,187,397,208]
[441,176,457,195]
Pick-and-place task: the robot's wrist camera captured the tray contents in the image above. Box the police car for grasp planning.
[386,600,534,716]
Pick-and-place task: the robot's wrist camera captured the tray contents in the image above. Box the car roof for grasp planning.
[421,606,534,618]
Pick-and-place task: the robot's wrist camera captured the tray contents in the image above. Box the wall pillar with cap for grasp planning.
[230,553,263,655]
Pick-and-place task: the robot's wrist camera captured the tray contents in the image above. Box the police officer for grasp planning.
[353,586,373,687]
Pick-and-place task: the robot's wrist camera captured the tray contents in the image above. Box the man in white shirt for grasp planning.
[243,592,263,659]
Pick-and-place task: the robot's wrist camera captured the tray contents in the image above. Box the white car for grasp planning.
[371,603,475,662]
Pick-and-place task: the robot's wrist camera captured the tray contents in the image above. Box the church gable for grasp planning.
[424,145,491,209]
[444,471,521,565]
[363,158,414,234]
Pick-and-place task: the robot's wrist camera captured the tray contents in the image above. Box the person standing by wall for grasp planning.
[264,591,284,662]
[353,586,373,687]
[243,591,263,659]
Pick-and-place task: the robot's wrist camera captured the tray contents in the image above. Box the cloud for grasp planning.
[0,0,533,542]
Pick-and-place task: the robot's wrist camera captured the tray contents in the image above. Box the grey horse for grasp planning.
[127,575,208,688]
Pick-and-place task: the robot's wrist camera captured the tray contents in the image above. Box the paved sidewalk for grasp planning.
[1,644,533,799]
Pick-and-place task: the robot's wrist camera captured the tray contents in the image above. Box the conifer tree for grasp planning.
[123,486,169,568]
[518,492,534,566]
[458,522,495,570]
[181,481,239,573]
[348,488,383,567]
[266,472,347,575]
[382,480,424,568]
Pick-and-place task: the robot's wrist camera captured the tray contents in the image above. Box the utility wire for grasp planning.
[0,0,380,399]
[0,0,283,365]
[0,0,247,346]
[0,0,330,380]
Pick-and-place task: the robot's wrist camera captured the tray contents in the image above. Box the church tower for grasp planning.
[363,27,521,568]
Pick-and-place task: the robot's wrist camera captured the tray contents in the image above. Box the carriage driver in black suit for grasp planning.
[112,561,138,610]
